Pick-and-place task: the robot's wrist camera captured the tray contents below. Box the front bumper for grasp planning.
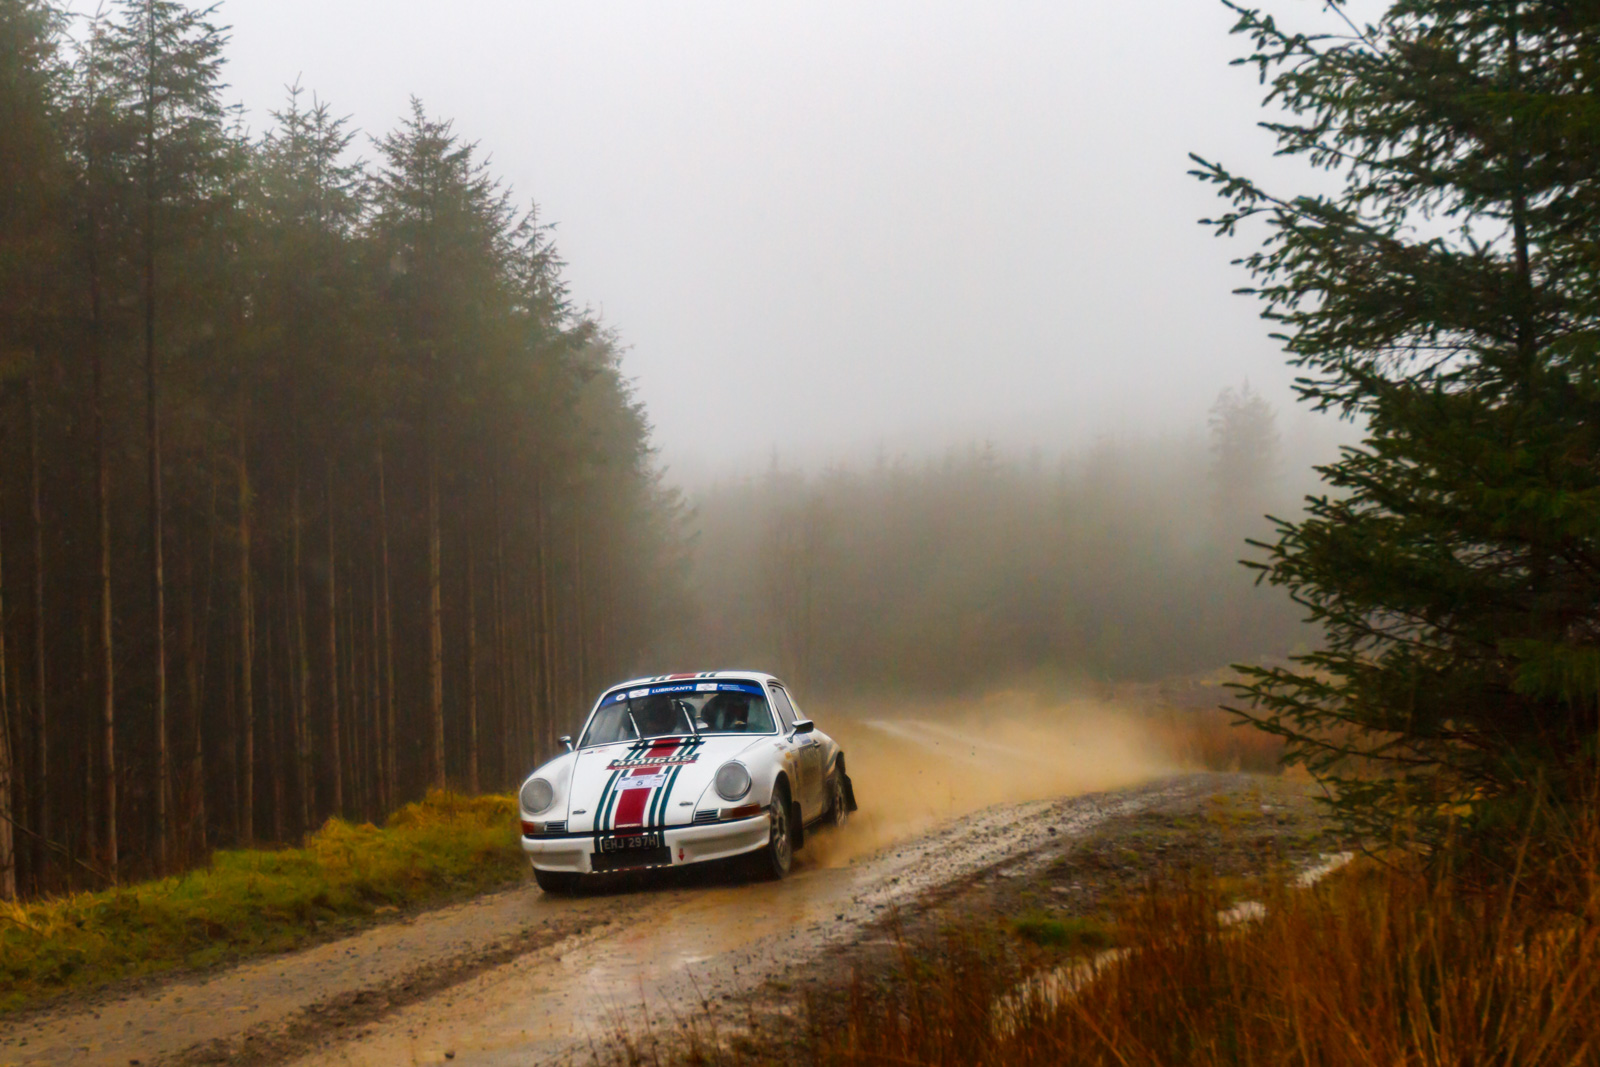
[521,813,770,875]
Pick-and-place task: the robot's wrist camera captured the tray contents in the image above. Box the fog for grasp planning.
[194,0,1363,482]
[668,400,1317,692]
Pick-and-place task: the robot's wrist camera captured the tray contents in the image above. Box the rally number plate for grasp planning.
[597,832,663,853]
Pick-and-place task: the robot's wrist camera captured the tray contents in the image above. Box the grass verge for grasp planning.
[0,791,523,1014]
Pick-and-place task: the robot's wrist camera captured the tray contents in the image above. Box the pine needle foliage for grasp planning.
[1191,0,1600,846]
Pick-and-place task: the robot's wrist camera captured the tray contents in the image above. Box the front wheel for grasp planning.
[826,770,850,829]
[533,867,582,895]
[744,784,793,881]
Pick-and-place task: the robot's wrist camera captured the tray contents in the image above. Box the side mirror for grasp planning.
[559,734,573,752]
[793,719,815,735]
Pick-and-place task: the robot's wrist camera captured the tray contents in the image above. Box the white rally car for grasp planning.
[518,671,856,893]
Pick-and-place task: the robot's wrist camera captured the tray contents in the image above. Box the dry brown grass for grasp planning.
[805,852,1600,1066]
[610,815,1600,1067]
[1147,704,1289,775]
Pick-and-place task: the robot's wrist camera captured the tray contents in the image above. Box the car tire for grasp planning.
[826,769,849,829]
[533,868,582,895]
[745,783,794,881]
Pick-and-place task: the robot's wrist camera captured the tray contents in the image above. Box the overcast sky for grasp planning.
[148,0,1359,483]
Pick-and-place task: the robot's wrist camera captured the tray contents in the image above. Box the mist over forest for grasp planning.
[673,384,1318,694]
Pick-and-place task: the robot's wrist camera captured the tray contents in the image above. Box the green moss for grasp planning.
[1010,913,1114,952]
[0,791,522,1014]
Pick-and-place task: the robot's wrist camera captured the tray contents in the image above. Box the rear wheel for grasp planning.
[533,867,581,895]
[745,784,793,880]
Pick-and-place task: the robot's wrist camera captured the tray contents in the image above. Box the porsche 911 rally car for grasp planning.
[518,671,856,892]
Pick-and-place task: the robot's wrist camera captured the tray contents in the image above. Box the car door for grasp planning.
[770,684,824,819]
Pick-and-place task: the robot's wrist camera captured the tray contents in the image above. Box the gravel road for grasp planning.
[0,717,1214,1067]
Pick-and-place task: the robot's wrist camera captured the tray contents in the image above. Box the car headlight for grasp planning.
[520,777,554,814]
[714,761,752,802]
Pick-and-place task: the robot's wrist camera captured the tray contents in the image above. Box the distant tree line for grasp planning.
[0,0,688,897]
[680,383,1309,694]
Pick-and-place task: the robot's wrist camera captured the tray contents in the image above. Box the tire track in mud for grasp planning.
[0,889,601,1067]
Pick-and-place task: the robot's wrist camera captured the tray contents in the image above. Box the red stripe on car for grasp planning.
[614,788,650,828]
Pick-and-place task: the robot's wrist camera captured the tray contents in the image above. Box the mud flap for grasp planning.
[791,800,805,850]
[844,773,858,812]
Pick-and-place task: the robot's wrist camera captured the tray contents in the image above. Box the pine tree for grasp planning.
[92,0,236,872]
[1195,0,1600,843]
[1207,381,1279,530]
[369,99,517,790]
[0,0,65,897]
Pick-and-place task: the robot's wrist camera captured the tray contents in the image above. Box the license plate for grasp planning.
[598,832,663,853]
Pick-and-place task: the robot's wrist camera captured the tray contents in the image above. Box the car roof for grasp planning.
[597,670,782,695]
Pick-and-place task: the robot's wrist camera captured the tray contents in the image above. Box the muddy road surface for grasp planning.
[3,705,1206,1066]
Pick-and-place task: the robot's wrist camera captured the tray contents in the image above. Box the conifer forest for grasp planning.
[0,0,689,897]
[0,0,1319,905]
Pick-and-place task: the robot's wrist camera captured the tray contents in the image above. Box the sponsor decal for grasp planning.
[617,769,670,790]
[607,754,699,769]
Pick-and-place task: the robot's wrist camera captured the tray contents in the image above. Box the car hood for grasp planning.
[561,734,768,834]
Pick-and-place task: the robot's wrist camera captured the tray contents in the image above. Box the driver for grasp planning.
[631,694,683,738]
[703,692,751,732]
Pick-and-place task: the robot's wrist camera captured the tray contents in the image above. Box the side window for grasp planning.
[769,685,797,729]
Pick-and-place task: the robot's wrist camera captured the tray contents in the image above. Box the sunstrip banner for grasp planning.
[606,681,765,702]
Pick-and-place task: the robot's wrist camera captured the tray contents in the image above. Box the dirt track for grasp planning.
[1,712,1222,1066]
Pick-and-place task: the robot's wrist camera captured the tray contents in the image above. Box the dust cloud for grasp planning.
[798,689,1178,869]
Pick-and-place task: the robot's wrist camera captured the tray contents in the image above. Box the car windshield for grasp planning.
[580,681,777,747]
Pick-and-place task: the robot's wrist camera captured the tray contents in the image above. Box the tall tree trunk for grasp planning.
[87,132,117,884]
[27,374,47,889]
[344,591,362,817]
[573,516,587,707]
[79,614,97,882]
[266,596,284,843]
[223,635,236,844]
[93,340,115,878]
[534,461,554,757]
[427,450,444,790]
[325,461,342,815]
[236,412,254,844]
[291,478,311,833]
[520,573,539,772]
[465,526,479,794]
[368,554,383,818]
[185,475,217,860]
[0,467,15,900]
[376,447,396,811]
[492,473,509,786]
[181,526,198,864]
[144,0,170,875]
